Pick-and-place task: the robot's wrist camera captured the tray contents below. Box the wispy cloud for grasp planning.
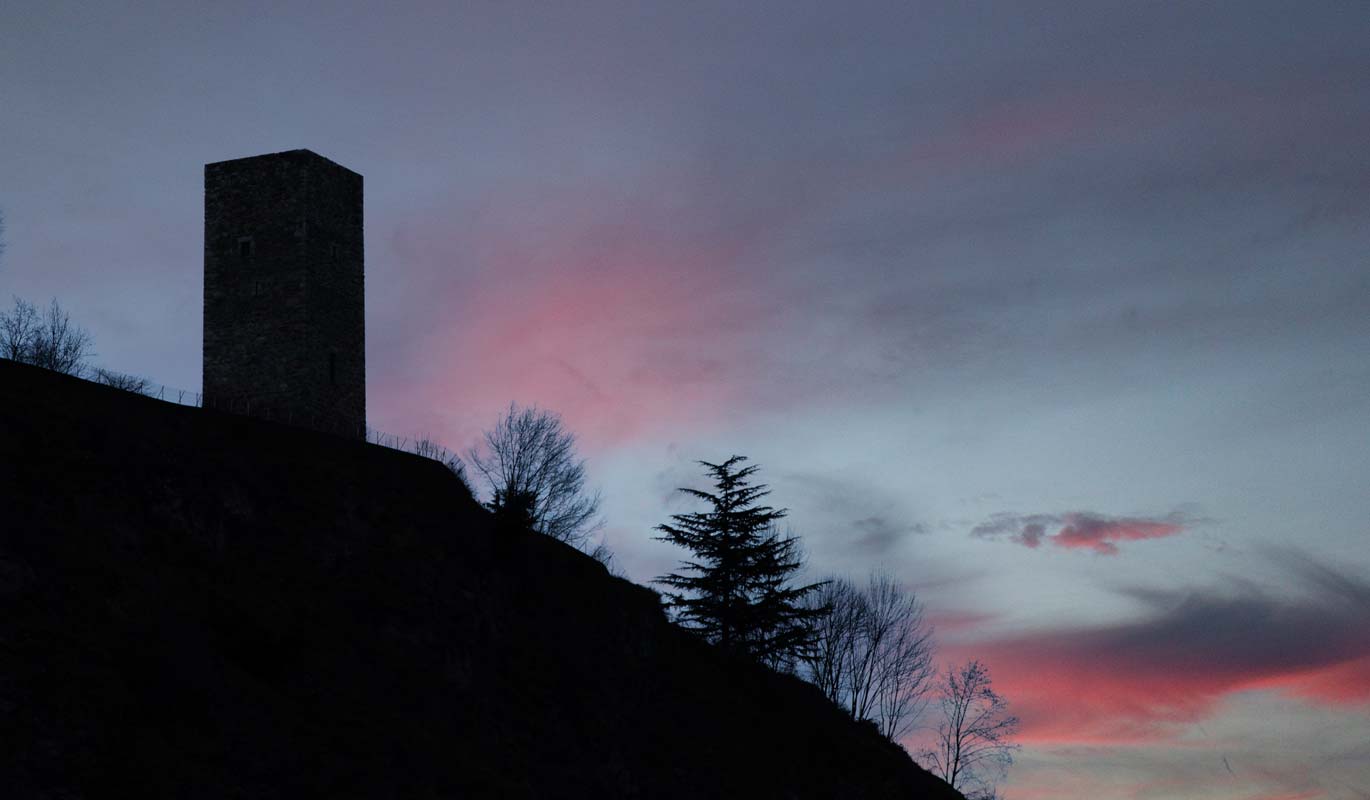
[972,511,1195,555]
[944,552,1370,744]
[779,471,930,560]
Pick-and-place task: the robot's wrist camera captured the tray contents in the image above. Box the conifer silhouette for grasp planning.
[655,456,825,667]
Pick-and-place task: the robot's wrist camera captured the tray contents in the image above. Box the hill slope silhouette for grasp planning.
[1,359,964,799]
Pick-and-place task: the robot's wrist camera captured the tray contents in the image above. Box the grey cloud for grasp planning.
[851,515,929,556]
[1071,551,1370,680]
[1018,522,1048,549]
[780,471,930,558]
[973,510,1200,555]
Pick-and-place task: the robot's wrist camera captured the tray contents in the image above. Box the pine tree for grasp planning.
[654,456,825,667]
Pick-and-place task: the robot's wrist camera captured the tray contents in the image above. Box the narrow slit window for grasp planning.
[329,352,338,386]
[238,237,254,259]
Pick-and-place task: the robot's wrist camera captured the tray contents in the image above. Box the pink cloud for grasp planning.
[1251,654,1370,705]
[1053,513,1186,555]
[940,558,1370,745]
[972,511,1191,555]
[368,182,797,451]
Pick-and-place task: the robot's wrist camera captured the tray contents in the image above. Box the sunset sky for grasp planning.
[3,2,1368,797]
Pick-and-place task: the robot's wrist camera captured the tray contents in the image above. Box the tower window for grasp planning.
[238,237,254,259]
[329,352,338,386]
[330,242,340,261]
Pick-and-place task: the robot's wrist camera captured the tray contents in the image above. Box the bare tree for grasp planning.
[0,296,40,362]
[805,578,862,703]
[802,573,936,741]
[869,576,937,741]
[926,660,1020,795]
[0,296,92,375]
[467,403,603,549]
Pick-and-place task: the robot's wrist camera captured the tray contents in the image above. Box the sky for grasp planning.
[3,1,1369,797]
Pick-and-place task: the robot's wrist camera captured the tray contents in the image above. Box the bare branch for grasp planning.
[93,368,155,395]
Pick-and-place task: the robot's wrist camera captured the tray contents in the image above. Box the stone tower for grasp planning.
[203,149,365,437]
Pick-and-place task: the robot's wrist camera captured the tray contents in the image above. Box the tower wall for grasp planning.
[203,149,365,437]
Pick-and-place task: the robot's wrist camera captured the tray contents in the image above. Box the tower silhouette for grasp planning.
[202,149,365,437]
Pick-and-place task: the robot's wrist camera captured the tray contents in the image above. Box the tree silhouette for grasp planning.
[0,296,92,376]
[467,403,602,548]
[803,573,936,741]
[926,660,1020,796]
[655,456,825,667]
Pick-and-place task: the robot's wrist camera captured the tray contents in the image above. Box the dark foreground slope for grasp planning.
[0,359,961,800]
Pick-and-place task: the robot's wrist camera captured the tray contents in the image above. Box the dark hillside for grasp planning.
[0,359,963,799]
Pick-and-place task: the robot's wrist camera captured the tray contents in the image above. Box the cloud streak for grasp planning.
[972,511,1193,554]
[944,552,1370,744]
